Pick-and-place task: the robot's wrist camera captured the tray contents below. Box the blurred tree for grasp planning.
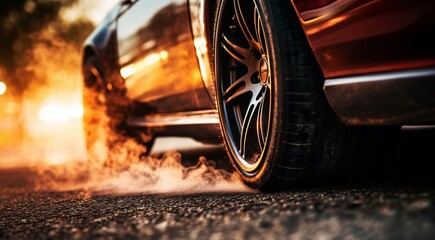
[0,0,94,94]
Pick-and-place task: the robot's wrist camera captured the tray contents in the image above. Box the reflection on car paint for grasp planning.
[117,1,214,114]
[293,0,435,78]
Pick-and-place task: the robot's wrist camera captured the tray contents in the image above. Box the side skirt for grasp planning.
[127,109,221,142]
[324,68,435,125]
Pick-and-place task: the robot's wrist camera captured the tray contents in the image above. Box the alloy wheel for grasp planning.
[216,0,272,174]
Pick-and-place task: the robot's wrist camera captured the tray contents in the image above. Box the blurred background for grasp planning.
[0,0,118,168]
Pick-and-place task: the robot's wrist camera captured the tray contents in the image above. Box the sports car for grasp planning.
[82,0,435,190]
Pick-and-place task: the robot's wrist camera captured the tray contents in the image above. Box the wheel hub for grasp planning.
[259,57,269,84]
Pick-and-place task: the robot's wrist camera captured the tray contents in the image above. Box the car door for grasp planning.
[116,0,214,115]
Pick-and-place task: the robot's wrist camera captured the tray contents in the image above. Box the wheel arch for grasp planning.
[188,0,219,102]
[82,45,97,66]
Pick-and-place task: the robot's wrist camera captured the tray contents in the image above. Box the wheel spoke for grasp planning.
[222,34,260,104]
[254,9,265,54]
[234,0,261,51]
[256,88,267,149]
[239,101,256,158]
[224,76,247,103]
[222,34,251,64]
[225,72,262,101]
[239,86,266,157]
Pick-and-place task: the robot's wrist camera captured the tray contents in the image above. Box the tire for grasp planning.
[82,56,153,168]
[213,0,399,190]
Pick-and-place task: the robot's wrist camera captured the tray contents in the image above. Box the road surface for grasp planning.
[1,127,435,239]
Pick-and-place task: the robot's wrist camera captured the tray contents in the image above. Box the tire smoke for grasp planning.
[13,26,251,195]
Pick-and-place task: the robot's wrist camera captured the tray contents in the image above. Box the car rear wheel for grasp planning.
[82,56,111,166]
[214,0,399,190]
[82,56,153,168]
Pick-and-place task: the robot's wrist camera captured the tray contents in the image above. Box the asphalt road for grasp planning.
[1,184,435,239]
[1,127,435,239]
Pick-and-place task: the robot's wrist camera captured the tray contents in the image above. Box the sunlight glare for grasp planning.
[39,104,84,123]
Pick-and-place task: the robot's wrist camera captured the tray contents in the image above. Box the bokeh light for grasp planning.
[0,81,6,95]
[38,104,83,123]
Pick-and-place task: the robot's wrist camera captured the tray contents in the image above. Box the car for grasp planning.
[82,0,435,191]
